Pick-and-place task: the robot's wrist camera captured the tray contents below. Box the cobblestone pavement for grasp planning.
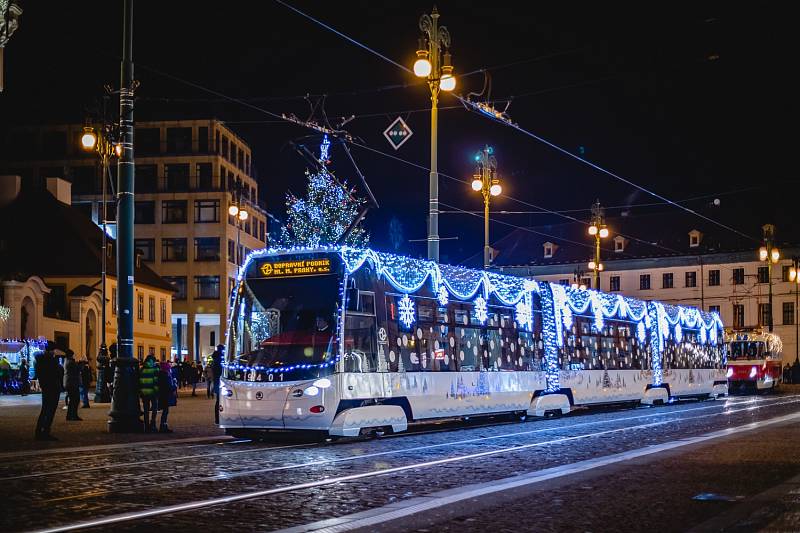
[3,392,800,532]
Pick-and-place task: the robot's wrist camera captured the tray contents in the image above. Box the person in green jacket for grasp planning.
[138,354,159,432]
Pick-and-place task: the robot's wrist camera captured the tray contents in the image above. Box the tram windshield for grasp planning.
[729,341,764,360]
[228,273,339,380]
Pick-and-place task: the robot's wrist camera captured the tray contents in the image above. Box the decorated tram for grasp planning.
[220,248,727,437]
[725,328,783,391]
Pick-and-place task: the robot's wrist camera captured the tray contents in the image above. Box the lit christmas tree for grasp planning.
[279,135,369,247]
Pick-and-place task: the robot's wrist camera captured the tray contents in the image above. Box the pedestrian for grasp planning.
[204,363,214,398]
[157,361,175,433]
[189,361,199,396]
[0,355,10,394]
[138,354,159,432]
[107,342,118,397]
[35,342,64,440]
[79,358,92,408]
[19,358,30,396]
[211,344,224,424]
[63,350,81,421]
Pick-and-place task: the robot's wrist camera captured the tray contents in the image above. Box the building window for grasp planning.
[134,239,155,262]
[685,271,697,288]
[558,279,570,286]
[165,163,190,191]
[160,298,167,324]
[228,277,236,299]
[137,345,144,361]
[196,163,213,190]
[163,276,187,300]
[709,305,721,315]
[708,270,720,286]
[662,273,674,289]
[758,266,769,284]
[162,238,187,262]
[134,201,155,224]
[783,265,793,282]
[640,274,651,290]
[194,200,219,223]
[137,164,158,193]
[162,200,188,223]
[160,347,167,361]
[166,127,192,153]
[732,268,745,285]
[783,302,795,325]
[194,237,220,261]
[228,239,236,264]
[112,288,117,315]
[137,294,144,321]
[759,303,772,327]
[222,136,229,160]
[195,276,220,300]
[733,304,745,328]
[148,296,156,322]
[609,276,621,292]
[198,126,209,153]
[259,220,266,242]
[581,277,592,289]
[136,128,160,155]
[543,243,554,258]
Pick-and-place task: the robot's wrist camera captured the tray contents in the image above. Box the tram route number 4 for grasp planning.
[383,116,413,150]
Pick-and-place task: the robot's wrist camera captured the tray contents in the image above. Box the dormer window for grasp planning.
[543,242,556,259]
[613,235,627,253]
[689,230,702,248]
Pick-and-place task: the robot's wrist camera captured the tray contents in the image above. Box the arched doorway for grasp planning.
[85,309,97,363]
[20,297,35,338]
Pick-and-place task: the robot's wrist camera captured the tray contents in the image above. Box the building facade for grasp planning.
[0,177,173,371]
[2,119,267,362]
[492,220,800,365]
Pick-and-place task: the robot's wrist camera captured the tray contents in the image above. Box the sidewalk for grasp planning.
[0,387,226,453]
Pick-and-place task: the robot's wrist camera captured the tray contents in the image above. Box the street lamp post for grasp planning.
[789,257,800,364]
[759,223,780,332]
[80,125,121,403]
[108,0,141,433]
[571,269,587,291]
[413,6,455,263]
[228,203,249,277]
[587,200,609,290]
[470,146,500,269]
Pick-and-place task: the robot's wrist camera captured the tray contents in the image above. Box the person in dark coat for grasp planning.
[35,342,64,440]
[19,359,30,396]
[63,350,81,421]
[79,359,92,407]
[211,345,224,424]
[189,361,200,396]
[157,361,175,433]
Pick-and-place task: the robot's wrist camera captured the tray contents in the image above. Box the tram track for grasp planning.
[24,399,800,533]
[29,395,799,506]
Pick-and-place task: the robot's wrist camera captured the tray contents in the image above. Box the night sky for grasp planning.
[0,2,794,262]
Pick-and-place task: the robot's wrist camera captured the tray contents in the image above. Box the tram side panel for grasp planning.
[660,330,727,398]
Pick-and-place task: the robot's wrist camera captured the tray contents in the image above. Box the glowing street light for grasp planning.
[470,145,500,269]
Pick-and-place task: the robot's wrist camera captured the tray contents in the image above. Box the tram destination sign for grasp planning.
[257,258,333,278]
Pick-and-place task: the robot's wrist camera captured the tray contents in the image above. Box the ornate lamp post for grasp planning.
[571,268,587,290]
[413,6,455,263]
[587,200,609,290]
[788,257,800,364]
[470,146,500,269]
[228,203,249,277]
[759,224,780,332]
[80,125,121,403]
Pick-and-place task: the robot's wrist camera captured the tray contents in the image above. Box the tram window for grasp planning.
[418,301,435,323]
[343,314,377,372]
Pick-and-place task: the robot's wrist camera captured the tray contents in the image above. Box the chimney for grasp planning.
[46,177,72,205]
[0,175,22,207]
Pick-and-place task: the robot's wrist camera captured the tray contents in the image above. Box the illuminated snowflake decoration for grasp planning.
[437,285,449,307]
[515,299,532,330]
[398,294,415,328]
[474,295,488,324]
[637,321,646,344]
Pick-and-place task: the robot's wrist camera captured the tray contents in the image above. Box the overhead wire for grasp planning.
[272,0,758,244]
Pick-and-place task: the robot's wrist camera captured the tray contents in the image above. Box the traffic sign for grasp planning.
[383,116,413,150]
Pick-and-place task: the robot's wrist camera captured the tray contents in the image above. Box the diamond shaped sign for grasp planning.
[383,116,413,150]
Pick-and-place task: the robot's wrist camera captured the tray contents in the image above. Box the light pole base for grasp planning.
[107,356,143,433]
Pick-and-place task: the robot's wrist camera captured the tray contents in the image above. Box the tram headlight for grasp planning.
[726,367,733,378]
[749,366,758,378]
[304,386,320,397]
[313,378,332,389]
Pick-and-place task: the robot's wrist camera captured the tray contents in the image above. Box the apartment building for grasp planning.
[1,119,268,362]
[490,214,800,364]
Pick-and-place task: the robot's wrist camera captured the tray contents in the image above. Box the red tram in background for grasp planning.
[725,328,783,391]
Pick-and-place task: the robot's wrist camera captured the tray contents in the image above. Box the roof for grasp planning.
[0,186,175,292]
[482,209,796,269]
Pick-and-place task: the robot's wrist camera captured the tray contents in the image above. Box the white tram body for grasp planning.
[220,248,727,437]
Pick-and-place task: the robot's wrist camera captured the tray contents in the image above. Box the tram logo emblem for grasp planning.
[260,263,273,276]
[378,327,388,343]
[255,391,263,400]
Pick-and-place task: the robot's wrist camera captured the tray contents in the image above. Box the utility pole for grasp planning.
[108,0,141,433]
